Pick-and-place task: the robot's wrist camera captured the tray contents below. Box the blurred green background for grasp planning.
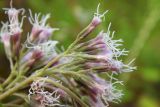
[0,0,160,107]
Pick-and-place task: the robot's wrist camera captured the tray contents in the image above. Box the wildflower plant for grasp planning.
[0,1,136,107]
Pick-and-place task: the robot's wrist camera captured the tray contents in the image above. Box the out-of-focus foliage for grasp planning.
[0,0,159,106]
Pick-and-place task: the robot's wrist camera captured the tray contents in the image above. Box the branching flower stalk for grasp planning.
[0,2,136,107]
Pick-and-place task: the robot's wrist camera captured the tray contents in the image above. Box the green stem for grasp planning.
[65,24,92,53]
[42,54,64,72]
[13,93,29,103]
[9,57,14,70]
[2,73,15,87]
[5,76,21,90]
[2,62,18,87]
[0,71,42,101]
[5,68,29,90]
[6,98,23,105]
[3,104,22,107]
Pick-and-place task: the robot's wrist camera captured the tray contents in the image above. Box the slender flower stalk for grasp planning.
[0,2,135,107]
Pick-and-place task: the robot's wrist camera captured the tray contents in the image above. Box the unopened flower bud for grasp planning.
[11,32,21,56]
[91,16,102,27]
[0,22,12,57]
[22,49,43,68]
[38,28,59,43]
[0,23,10,47]
[3,4,25,57]
[91,3,108,27]
[29,10,58,43]
[30,26,42,41]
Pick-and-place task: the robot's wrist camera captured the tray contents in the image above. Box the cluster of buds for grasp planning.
[74,22,134,73]
[0,2,135,107]
[0,1,59,69]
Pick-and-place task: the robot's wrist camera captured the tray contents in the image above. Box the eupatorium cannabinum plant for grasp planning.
[0,1,136,107]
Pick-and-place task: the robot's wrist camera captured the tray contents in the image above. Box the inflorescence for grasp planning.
[0,2,136,107]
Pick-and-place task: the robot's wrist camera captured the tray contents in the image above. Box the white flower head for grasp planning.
[94,23,136,73]
[29,9,50,30]
[29,77,62,107]
[95,73,124,106]
[29,10,59,41]
[3,0,25,35]
[101,81,123,105]
[102,23,128,58]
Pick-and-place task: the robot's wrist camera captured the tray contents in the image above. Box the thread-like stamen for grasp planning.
[28,77,62,106]
[94,3,108,21]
